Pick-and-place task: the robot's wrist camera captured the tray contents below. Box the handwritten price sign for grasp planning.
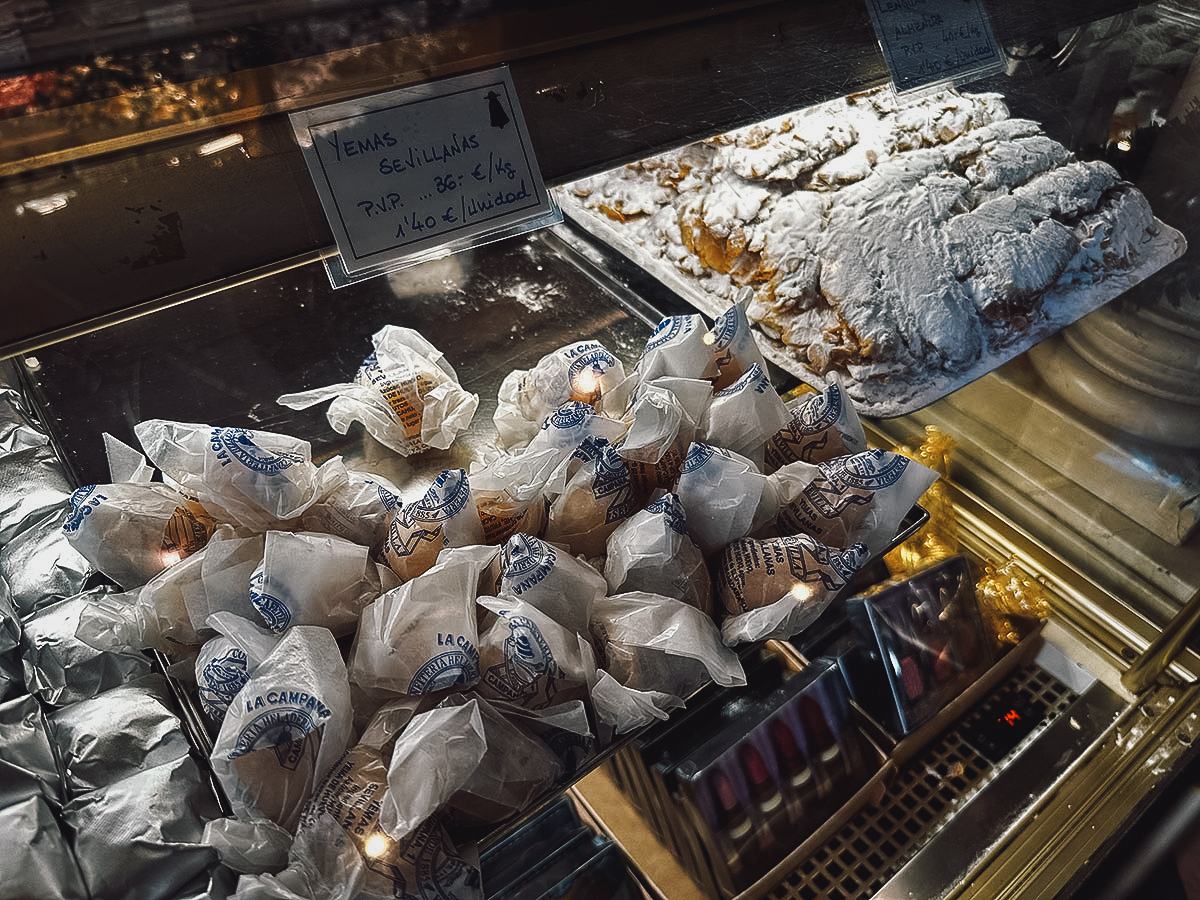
[291,68,558,279]
[866,0,1004,93]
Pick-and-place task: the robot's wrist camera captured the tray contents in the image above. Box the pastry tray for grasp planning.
[556,191,1187,418]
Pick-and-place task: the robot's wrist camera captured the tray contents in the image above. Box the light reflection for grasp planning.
[363,833,390,858]
[702,330,717,346]
[16,191,75,216]
[1116,139,1133,153]
[198,134,244,156]
[789,581,816,603]
[160,549,183,568]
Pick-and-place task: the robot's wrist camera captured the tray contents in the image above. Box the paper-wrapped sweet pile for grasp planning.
[54,314,936,898]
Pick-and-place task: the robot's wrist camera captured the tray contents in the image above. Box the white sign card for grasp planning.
[866,0,1005,94]
[290,67,560,285]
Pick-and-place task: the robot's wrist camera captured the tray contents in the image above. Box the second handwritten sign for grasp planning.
[291,68,558,277]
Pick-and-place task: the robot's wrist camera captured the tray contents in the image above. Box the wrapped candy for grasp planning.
[771,449,939,555]
[604,493,712,615]
[195,613,281,723]
[543,437,637,560]
[696,363,790,469]
[717,534,869,644]
[616,380,705,495]
[524,401,628,454]
[257,702,484,900]
[589,592,745,700]
[62,482,215,590]
[380,469,484,582]
[210,625,353,832]
[349,545,497,699]
[298,465,402,551]
[248,531,395,636]
[764,380,867,471]
[492,533,607,637]
[493,341,627,450]
[424,694,566,838]
[708,294,771,390]
[277,325,479,457]
[475,596,596,711]
[469,448,559,544]
[134,420,325,532]
[674,442,777,556]
[635,313,722,383]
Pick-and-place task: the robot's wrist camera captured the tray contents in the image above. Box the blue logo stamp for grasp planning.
[63,485,106,533]
[249,568,292,632]
[199,647,249,718]
[647,493,687,535]
[408,649,480,694]
[502,534,557,595]
[209,428,304,474]
[681,442,716,474]
[798,384,842,433]
[644,316,691,353]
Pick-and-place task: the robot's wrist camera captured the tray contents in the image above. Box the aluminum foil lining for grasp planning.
[0,378,53,456]
[2,506,96,619]
[0,443,72,545]
[64,755,222,900]
[47,673,193,795]
[0,794,89,900]
[0,577,19,655]
[20,589,154,708]
[0,692,62,810]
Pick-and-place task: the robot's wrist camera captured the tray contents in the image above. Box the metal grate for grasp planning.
[765,665,1079,900]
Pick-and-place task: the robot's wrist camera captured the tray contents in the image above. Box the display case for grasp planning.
[2,2,1200,900]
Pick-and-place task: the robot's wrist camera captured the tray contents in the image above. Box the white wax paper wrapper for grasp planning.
[102,432,155,484]
[381,469,484,582]
[469,448,559,544]
[277,325,479,457]
[298,463,401,550]
[616,380,702,496]
[135,526,265,647]
[293,710,482,900]
[349,545,497,697]
[435,693,565,836]
[180,528,265,628]
[228,812,364,900]
[674,442,776,556]
[249,530,391,636]
[590,670,683,734]
[589,592,745,699]
[770,449,938,555]
[196,634,251,722]
[493,534,606,637]
[763,380,866,471]
[493,340,627,450]
[379,700,487,840]
[134,420,323,531]
[636,313,722,383]
[211,626,353,832]
[697,362,789,469]
[203,815,293,875]
[710,293,770,390]
[476,596,595,711]
[524,401,628,454]
[717,535,869,644]
[543,437,637,560]
[195,613,281,722]
[604,493,713,615]
[487,698,595,778]
[62,482,215,590]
